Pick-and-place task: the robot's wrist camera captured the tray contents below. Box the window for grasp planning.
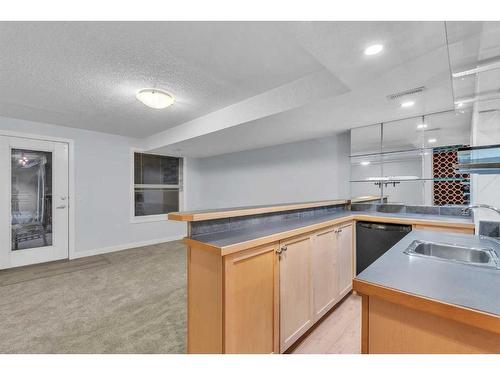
[133,152,182,217]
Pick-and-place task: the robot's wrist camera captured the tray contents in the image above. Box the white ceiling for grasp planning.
[0,22,322,137]
[1,21,497,157]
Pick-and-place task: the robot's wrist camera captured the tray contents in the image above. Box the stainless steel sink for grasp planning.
[404,240,500,269]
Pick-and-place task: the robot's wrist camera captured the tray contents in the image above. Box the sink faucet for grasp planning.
[461,204,500,216]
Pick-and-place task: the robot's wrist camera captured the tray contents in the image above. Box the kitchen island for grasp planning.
[354,231,500,353]
[169,199,475,353]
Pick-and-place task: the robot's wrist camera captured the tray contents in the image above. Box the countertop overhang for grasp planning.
[185,211,474,256]
[355,230,500,318]
[168,199,349,222]
[168,196,384,222]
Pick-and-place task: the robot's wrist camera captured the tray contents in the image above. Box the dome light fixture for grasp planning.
[364,44,384,56]
[136,88,175,109]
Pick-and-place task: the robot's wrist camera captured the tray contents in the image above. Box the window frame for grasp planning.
[130,148,184,223]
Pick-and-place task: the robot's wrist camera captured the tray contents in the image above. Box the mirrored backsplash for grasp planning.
[350,109,472,206]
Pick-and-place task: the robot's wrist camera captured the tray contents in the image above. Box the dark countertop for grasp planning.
[189,210,474,250]
[357,230,500,316]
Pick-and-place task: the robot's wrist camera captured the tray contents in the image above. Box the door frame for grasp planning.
[0,129,75,261]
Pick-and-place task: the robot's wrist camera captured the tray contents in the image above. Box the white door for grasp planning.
[0,136,69,269]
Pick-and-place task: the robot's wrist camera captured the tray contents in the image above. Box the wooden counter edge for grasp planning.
[353,278,500,336]
[184,215,356,256]
[183,214,474,256]
[353,214,475,229]
[168,199,348,222]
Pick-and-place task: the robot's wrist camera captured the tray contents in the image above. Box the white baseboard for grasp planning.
[70,234,184,259]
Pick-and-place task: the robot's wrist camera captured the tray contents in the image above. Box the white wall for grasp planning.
[0,116,187,257]
[188,133,350,210]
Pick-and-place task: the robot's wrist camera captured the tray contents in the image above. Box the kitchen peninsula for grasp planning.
[169,199,475,354]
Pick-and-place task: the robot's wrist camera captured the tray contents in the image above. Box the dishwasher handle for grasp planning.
[357,221,412,233]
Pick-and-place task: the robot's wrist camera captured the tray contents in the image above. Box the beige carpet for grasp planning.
[0,241,187,353]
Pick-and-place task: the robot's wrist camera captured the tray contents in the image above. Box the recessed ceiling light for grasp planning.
[428,138,437,143]
[136,88,175,109]
[416,123,427,129]
[364,44,384,56]
[401,101,415,108]
[361,161,371,166]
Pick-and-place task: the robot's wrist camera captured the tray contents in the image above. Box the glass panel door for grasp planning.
[11,149,53,251]
[0,136,69,269]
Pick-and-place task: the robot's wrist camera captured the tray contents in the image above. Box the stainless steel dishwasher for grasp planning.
[356,221,412,275]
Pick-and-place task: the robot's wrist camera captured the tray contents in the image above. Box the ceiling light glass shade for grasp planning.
[364,44,384,56]
[428,138,437,143]
[136,89,175,109]
[401,101,415,108]
[416,123,427,129]
[361,161,371,166]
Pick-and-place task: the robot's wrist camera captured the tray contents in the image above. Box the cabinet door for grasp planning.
[312,227,339,321]
[338,223,354,298]
[279,234,313,352]
[224,243,279,353]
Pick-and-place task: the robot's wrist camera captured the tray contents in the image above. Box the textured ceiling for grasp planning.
[0,21,323,137]
[1,21,495,156]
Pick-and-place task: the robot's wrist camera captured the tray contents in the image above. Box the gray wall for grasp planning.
[187,132,351,210]
[1,114,351,257]
[0,116,187,256]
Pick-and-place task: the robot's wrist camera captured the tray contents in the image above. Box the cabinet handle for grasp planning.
[276,245,287,255]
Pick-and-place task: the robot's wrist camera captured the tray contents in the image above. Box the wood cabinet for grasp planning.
[311,227,339,321]
[354,279,500,354]
[224,243,279,353]
[279,222,354,352]
[279,234,314,352]
[337,223,354,297]
[188,242,279,354]
[186,211,475,353]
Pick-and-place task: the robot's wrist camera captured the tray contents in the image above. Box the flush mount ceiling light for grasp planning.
[136,88,175,109]
[361,161,371,166]
[456,102,464,108]
[364,44,384,56]
[401,100,415,108]
[416,123,428,130]
[428,138,437,143]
